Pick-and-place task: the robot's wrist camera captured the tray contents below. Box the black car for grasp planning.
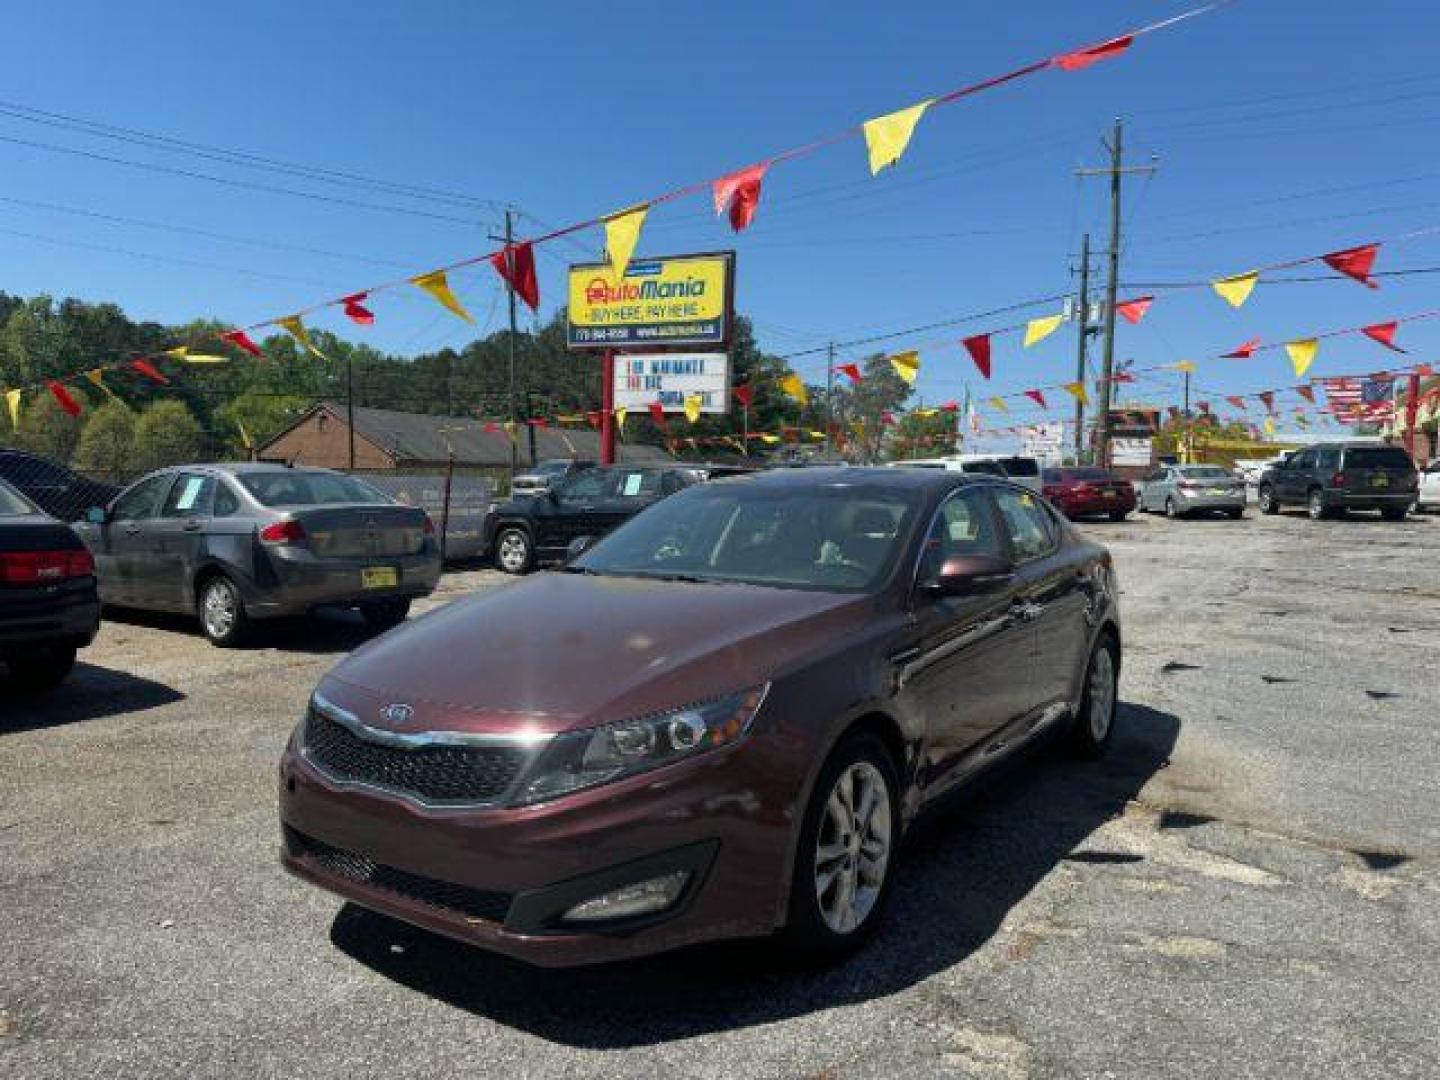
[487,465,701,574]
[1258,442,1418,520]
[0,477,100,691]
[0,448,120,523]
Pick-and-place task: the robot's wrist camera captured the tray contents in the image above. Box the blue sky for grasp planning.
[1,1,1436,443]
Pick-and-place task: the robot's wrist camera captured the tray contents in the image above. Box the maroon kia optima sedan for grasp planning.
[279,468,1120,966]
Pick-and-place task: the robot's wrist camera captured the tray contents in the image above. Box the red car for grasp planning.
[279,468,1121,967]
[1042,468,1136,522]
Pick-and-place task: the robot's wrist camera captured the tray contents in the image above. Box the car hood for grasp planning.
[322,572,874,736]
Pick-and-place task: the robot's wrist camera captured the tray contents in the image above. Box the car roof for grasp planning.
[714,465,979,492]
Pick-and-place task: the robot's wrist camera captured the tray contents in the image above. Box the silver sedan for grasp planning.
[1138,464,1247,519]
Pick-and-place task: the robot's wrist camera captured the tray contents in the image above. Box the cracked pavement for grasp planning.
[2,508,1438,1078]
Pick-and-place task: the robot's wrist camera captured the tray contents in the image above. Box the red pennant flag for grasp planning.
[1415,363,1434,377]
[482,421,501,434]
[1024,389,1047,409]
[1296,385,1316,404]
[489,242,540,311]
[223,329,263,357]
[1116,295,1154,324]
[1322,243,1380,288]
[1360,321,1405,352]
[962,333,992,379]
[1225,395,1246,411]
[732,384,753,408]
[1109,372,1137,384]
[712,163,767,233]
[940,400,959,413]
[130,359,170,385]
[342,293,375,325]
[1052,35,1133,72]
[881,411,897,428]
[648,401,669,431]
[837,363,863,385]
[1259,391,1276,413]
[47,380,81,417]
[1167,406,1180,421]
[1222,337,1260,359]
[528,417,549,429]
[1197,401,1211,415]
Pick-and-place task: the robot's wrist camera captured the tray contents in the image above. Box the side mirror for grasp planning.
[926,553,1013,597]
[85,506,108,525]
[564,535,596,562]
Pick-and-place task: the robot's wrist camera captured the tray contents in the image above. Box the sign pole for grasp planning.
[601,349,617,465]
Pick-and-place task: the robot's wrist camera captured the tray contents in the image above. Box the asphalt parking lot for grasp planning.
[3,508,1438,1079]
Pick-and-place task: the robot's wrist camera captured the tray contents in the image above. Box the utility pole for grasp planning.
[824,341,835,457]
[345,351,356,471]
[1183,368,1191,418]
[488,209,522,483]
[1072,232,1093,464]
[1078,118,1156,467]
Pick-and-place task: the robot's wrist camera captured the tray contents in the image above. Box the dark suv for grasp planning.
[0,448,120,523]
[487,465,700,574]
[1258,442,1418,520]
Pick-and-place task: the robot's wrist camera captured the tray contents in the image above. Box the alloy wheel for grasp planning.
[1087,645,1117,742]
[202,580,236,639]
[497,530,530,573]
[1308,491,1325,520]
[814,761,892,935]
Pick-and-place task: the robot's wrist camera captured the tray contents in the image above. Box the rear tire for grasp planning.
[494,527,533,575]
[1307,488,1330,521]
[1067,633,1119,759]
[1165,497,1182,519]
[1381,506,1408,522]
[197,574,249,647]
[784,732,899,960]
[361,598,411,633]
[1109,509,1130,522]
[5,645,77,692]
[1258,485,1279,515]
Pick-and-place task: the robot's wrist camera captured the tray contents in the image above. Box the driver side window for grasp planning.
[917,489,1004,586]
[111,474,173,523]
[556,470,609,506]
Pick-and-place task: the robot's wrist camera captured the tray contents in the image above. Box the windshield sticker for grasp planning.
[622,473,644,497]
[175,476,205,511]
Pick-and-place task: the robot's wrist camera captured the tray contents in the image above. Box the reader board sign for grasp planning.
[1110,437,1154,467]
[614,352,730,414]
[1021,422,1066,465]
[567,252,733,349]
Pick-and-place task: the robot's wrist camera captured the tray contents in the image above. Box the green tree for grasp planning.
[216,392,311,457]
[16,390,82,462]
[72,399,137,483]
[132,399,207,475]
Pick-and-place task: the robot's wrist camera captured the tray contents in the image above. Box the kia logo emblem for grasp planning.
[382,703,414,726]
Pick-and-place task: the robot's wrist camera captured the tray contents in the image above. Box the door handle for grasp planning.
[122,523,140,535]
[183,520,202,532]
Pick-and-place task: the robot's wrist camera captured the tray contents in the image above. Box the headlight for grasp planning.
[513,685,767,806]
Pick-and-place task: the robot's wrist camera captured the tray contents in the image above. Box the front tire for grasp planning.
[1258,485,1279,515]
[1381,506,1407,522]
[1165,496,1181,519]
[197,574,249,647]
[785,732,899,958]
[494,527,533,575]
[5,645,77,692]
[1307,489,1329,521]
[1067,634,1119,758]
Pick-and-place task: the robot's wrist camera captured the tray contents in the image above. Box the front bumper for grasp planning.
[278,729,792,967]
[247,549,442,619]
[0,576,100,650]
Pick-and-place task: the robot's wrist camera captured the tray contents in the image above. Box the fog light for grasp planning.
[562,871,689,922]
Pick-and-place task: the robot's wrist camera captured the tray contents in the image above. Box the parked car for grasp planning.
[279,467,1121,967]
[0,477,100,691]
[1257,443,1417,520]
[1138,464,1246,519]
[0,448,120,523]
[1041,467,1136,521]
[1416,460,1440,513]
[510,458,597,498]
[73,464,441,646]
[888,455,1043,493]
[486,465,701,574]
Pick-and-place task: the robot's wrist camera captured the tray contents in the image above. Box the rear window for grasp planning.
[960,461,1005,476]
[1344,447,1413,469]
[0,480,35,515]
[996,457,1040,478]
[1180,466,1231,479]
[240,472,390,507]
[1059,468,1111,482]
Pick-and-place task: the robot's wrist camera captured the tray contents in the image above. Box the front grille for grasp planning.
[286,827,512,923]
[302,708,528,805]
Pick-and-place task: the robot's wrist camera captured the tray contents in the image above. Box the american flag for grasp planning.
[1319,375,1395,424]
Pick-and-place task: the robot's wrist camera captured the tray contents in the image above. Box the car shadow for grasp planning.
[0,661,184,733]
[100,605,387,655]
[329,702,1180,1048]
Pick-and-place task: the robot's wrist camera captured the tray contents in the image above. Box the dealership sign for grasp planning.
[1021,422,1066,465]
[614,353,730,414]
[567,252,733,349]
[1110,437,1154,467]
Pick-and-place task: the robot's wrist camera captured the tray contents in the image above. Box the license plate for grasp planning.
[361,567,398,589]
[1209,488,1228,496]
[1372,476,1389,488]
[1102,490,1116,499]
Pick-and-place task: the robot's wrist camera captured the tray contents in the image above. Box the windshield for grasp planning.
[1179,466,1231,479]
[0,480,36,515]
[240,471,391,507]
[1345,447,1413,469]
[574,482,923,593]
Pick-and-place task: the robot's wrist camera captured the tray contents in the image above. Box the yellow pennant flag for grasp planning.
[166,346,228,364]
[988,396,1009,413]
[4,387,20,430]
[603,205,648,283]
[411,270,475,323]
[615,407,628,429]
[760,434,781,445]
[84,368,120,400]
[863,100,932,175]
[683,394,702,423]
[889,350,920,385]
[779,372,809,406]
[502,421,518,443]
[1023,314,1064,348]
[1167,360,1198,373]
[914,407,938,418]
[1263,415,1276,437]
[1062,380,1089,405]
[1286,338,1318,377]
[237,420,253,450]
[1211,271,1259,308]
[278,316,328,361]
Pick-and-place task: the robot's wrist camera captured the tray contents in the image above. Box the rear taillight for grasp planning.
[1331,472,1346,487]
[0,549,94,585]
[422,515,436,536]
[259,520,306,545]
[1178,481,1199,491]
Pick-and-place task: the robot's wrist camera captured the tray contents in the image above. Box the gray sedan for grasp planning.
[74,464,441,646]
[1137,464,1247,519]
